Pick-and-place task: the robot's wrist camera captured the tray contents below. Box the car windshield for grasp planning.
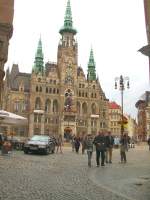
[30,136,48,142]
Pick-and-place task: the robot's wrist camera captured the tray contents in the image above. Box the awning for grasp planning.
[0,110,28,126]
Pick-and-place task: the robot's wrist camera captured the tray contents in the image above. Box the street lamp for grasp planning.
[115,75,130,135]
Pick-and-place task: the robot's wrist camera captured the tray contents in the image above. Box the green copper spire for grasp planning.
[33,37,44,75]
[87,48,96,81]
[59,0,77,35]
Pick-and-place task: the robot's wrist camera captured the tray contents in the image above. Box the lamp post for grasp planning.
[115,75,129,135]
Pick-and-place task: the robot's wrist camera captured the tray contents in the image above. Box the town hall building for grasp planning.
[3,0,109,139]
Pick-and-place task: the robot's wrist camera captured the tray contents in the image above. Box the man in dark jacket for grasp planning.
[147,136,150,151]
[105,131,114,163]
[93,131,106,166]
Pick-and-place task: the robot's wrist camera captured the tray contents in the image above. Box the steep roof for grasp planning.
[109,101,121,109]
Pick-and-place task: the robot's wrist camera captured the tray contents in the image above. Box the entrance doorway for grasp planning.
[64,127,72,142]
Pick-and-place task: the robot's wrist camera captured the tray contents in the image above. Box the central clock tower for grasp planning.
[57,0,78,136]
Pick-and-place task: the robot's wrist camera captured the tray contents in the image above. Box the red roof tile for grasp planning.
[109,101,121,109]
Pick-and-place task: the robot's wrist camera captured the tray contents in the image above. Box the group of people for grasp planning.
[71,131,130,167]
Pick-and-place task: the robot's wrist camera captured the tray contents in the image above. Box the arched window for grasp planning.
[45,99,51,113]
[82,92,84,97]
[79,91,81,97]
[35,97,41,110]
[40,86,42,92]
[36,86,38,92]
[53,100,58,112]
[91,103,96,114]
[46,87,48,93]
[77,101,81,114]
[82,102,87,114]
[53,88,56,94]
[49,88,52,93]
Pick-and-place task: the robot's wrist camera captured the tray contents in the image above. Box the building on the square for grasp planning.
[3,0,109,139]
[0,0,14,108]
[135,91,150,141]
[108,101,122,136]
[139,0,150,83]
[125,115,138,139]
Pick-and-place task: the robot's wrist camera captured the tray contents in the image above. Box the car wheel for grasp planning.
[24,149,28,154]
[45,148,50,155]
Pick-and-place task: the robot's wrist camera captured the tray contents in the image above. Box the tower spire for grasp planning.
[33,37,44,75]
[87,48,96,81]
[59,0,77,35]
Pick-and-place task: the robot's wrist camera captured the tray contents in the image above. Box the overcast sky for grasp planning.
[6,0,150,118]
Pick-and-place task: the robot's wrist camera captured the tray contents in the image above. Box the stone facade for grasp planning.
[108,101,122,136]
[0,0,14,108]
[135,91,150,141]
[3,0,109,139]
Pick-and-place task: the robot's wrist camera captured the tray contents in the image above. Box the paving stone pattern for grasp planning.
[0,146,150,200]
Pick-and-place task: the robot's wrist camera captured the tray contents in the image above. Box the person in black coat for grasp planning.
[74,136,80,153]
[105,131,114,163]
[147,136,150,151]
[93,131,106,166]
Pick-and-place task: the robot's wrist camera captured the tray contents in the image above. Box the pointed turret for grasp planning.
[87,48,96,81]
[33,37,44,75]
[59,0,77,35]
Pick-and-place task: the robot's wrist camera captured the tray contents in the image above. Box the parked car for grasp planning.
[24,135,55,155]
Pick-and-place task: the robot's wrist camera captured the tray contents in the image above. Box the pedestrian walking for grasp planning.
[56,134,63,153]
[85,134,94,167]
[74,136,80,153]
[81,134,86,154]
[93,131,106,167]
[105,131,114,164]
[147,136,150,151]
[71,134,75,152]
[120,134,128,163]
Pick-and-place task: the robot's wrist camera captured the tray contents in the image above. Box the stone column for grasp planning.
[41,114,45,135]
[29,113,34,137]
[87,117,91,135]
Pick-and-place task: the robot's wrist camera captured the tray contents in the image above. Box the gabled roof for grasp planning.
[109,101,121,109]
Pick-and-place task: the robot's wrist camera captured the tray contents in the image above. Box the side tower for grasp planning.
[57,0,78,137]
[29,38,46,137]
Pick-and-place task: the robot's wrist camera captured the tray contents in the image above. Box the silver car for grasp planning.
[24,135,55,155]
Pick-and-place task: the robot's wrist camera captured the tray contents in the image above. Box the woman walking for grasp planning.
[85,134,94,167]
[56,134,63,153]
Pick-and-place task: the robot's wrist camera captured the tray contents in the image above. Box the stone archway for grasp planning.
[64,127,72,142]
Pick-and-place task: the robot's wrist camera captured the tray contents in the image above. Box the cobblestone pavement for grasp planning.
[0,145,150,200]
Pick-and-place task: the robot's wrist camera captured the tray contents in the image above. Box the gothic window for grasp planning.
[53,100,58,112]
[53,80,56,84]
[85,93,88,97]
[53,88,56,94]
[45,99,51,113]
[82,92,84,97]
[91,93,93,98]
[77,101,81,114]
[40,86,42,92]
[36,86,38,92]
[91,103,96,114]
[35,97,41,110]
[82,102,87,114]
[79,91,81,97]
[93,85,95,89]
[103,109,106,118]
[79,84,81,88]
[57,89,59,94]
[49,88,52,93]
[46,87,48,93]
[95,93,97,98]
[14,101,19,112]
